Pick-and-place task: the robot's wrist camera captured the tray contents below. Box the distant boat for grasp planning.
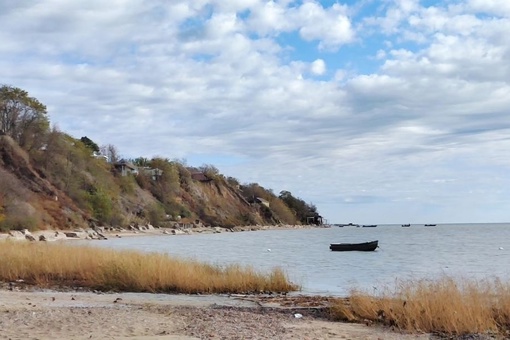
[424,224,437,227]
[330,240,379,252]
[402,224,411,227]
[337,223,359,227]
[362,224,377,228]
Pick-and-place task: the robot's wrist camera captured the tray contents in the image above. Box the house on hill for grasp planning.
[114,159,138,176]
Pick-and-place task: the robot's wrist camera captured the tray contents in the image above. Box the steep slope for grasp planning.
[0,135,279,230]
[0,135,89,229]
[181,178,267,227]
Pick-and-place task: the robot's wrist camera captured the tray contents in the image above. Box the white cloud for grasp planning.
[375,49,386,60]
[467,0,510,16]
[246,1,293,35]
[310,59,326,75]
[1,0,510,223]
[205,12,242,38]
[297,2,354,49]
[246,1,354,49]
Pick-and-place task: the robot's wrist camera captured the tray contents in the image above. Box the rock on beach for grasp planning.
[0,224,321,242]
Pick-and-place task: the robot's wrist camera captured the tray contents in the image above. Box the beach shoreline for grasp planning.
[0,287,431,340]
[0,223,324,242]
[2,227,501,338]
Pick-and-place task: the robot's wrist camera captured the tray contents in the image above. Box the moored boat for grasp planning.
[424,224,437,227]
[336,223,359,227]
[362,224,377,228]
[402,224,410,227]
[329,240,379,252]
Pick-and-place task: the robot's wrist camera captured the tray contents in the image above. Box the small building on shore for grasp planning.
[307,214,323,225]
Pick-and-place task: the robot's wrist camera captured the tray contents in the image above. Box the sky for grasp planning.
[1,0,510,224]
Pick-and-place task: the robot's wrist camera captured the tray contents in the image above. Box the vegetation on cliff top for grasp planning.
[0,85,321,231]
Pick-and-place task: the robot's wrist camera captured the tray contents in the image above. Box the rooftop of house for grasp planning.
[114,159,137,170]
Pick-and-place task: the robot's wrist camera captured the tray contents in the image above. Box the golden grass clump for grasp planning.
[330,276,510,336]
[0,241,298,294]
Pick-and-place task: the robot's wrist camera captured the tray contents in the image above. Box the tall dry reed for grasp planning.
[0,241,298,294]
[331,276,510,336]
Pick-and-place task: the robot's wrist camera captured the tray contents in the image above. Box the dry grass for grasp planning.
[0,241,298,294]
[331,277,510,336]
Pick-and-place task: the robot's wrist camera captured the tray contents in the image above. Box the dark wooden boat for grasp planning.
[330,240,379,252]
[424,224,437,227]
[337,223,359,227]
[362,224,377,228]
[402,224,410,227]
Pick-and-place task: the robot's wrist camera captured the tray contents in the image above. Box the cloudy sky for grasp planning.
[2,0,510,224]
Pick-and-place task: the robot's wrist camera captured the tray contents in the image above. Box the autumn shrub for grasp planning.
[0,203,4,225]
[226,176,240,187]
[0,215,38,232]
[87,188,126,226]
[199,164,220,181]
[178,206,192,218]
[135,172,152,190]
[144,158,181,201]
[177,164,192,190]
[269,198,298,225]
[239,212,259,226]
[0,199,42,232]
[330,277,510,336]
[161,200,191,220]
[0,242,299,294]
[116,175,136,194]
[87,188,114,222]
[145,203,166,226]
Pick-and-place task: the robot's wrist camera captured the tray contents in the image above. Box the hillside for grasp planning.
[0,134,290,231]
[0,85,321,232]
[0,135,89,230]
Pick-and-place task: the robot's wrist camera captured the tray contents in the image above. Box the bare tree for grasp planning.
[100,144,120,163]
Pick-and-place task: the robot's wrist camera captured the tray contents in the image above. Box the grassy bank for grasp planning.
[0,241,298,294]
[331,277,510,337]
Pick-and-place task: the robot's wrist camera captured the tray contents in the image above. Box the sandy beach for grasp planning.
[0,287,432,340]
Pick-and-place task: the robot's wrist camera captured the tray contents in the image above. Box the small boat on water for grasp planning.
[402,224,410,227]
[362,224,377,228]
[336,223,359,227]
[330,240,379,252]
[424,224,437,227]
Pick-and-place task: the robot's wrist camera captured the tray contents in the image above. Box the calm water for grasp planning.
[84,223,510,296]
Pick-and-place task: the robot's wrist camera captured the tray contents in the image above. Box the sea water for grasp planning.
[83,223,510,296]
